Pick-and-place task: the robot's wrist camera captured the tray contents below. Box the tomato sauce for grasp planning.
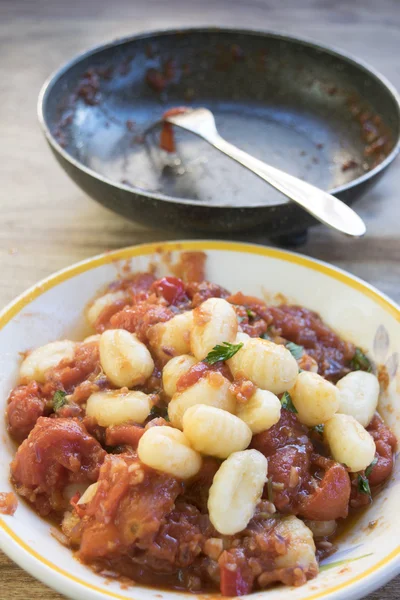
[0,492,18,515]
[268,305,355,381]
[176,361,231,392]
[5,253,396,596]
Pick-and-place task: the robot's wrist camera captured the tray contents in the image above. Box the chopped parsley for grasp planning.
[150,405,170,421]
[365,457,378,478]
[280,391,298,414]
[267,478,274,504]
[286,341,304,360]
[246,308,256,319]
[52,390,67,412]
[357,474,371,496]
[204,341,243,365]
[350,348,372,373]
[319,553,372,573]
[313,424,325,435]
[261,326,274,341]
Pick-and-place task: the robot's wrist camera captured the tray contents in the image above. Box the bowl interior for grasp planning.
[41,29,399,208]
[0,241,399,600]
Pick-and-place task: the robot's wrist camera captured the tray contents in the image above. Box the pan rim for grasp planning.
[37,26,400,210]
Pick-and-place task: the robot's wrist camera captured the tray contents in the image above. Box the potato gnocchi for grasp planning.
[148,311,193,362]
[87,290,127,327]
[336,370,379,427]
[168,371,236,429]
[162,354,197,398]
[208,449,268,535]
[86,390,152,427]
[182,404,252,458]
[228,337,298,394]
[289,371,340,427]
[7,257,396,598]
[99,329,154,387]
[191,298,238,359]
[236,388,281,433]
[324,413,376,472]
[20,340,76,383]
[138,425,202,479]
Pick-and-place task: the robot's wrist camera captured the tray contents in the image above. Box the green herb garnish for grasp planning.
[313,424,325,435]
[150,405,170,421]
[52,390,67,412]
[319,553,372,573]
[109,444,127,455]
[261,325,274,340]
[286,341,304,360]
[280,391,298,414]
[267,478,274,504]
[350,348,372,372]
[365,457,378,478]
[203,341,243,365]
[357,474,371,495]
[246,308,256,319]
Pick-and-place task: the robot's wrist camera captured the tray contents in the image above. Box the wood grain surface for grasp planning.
[0,0,399,598]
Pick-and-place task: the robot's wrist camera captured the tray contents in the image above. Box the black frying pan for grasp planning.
[38,28,400,238]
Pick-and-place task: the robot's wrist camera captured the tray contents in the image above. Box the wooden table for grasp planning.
[0,0,399,598]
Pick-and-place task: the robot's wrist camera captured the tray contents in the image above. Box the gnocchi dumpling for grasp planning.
[148,311,193,363]
[273,516,318,573]
[182,404,252,458]
[83,334,101,344]
[190,298,238,360]
[87,290,126,327]
[138,425,201,479]
[289,371,340,427]
[162,354,197,398]
[86,390,152,427]
[99,329,154,387]
[233,331,250,343]
[20,340,76,383]
[304,520,337,539]
[228,338,298,394]
[324,413,376,472]
[237,388,281,434]
[208,449,268,535]
[336,371,379,427]
[168,371,236,429]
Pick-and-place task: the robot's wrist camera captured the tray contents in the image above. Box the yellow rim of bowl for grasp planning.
[0,240,399,600]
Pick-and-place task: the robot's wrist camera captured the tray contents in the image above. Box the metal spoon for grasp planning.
[163,108,366,237]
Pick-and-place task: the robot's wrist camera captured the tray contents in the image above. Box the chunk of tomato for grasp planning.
[220,565,252,597]
[152,276,186,304]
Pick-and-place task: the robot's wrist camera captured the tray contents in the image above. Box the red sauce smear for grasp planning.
[160,107,189,153]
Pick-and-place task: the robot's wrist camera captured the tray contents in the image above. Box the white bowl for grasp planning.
[0,240,399,600]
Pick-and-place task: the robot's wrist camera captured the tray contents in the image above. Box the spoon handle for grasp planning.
[208,134,366,237]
